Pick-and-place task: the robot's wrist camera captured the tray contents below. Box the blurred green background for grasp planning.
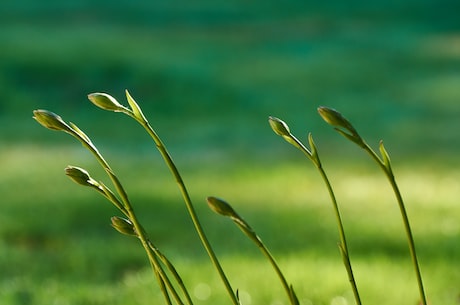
[1,1,460,304]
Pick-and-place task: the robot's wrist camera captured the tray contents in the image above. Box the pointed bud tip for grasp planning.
[317,106,345,126]
[317,106,359,137]
[65,166,94,187]
[268,116,291,137]
[88,92,127,112]
[111,216,137,237]
[206,196,237,218]
[33,109,71,132]
[318,106,346,124]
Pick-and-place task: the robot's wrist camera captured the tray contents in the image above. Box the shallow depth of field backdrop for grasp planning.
[1,1,460,305]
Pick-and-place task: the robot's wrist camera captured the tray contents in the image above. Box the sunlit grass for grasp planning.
[1,144,459,304]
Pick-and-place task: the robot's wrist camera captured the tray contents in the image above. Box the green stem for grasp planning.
[131,223,185,305]
[363,144,427,305]
[75,135,186,305]
[136,120,238,305]
[251,229,298,305]
[230,216,297,305]
[149,241,195,305]
[155,266,173,305]
[317,166,361,305]
[290,135,362,305]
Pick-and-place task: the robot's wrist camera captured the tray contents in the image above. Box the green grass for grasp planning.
[1,143,459,304]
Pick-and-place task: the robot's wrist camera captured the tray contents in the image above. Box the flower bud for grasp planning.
[87,93,128,112]
[65,166,90,185]
[317,106,357,135]
[111,216,137,237]
[206,196,238,218]
[65,166,100,188]
[268,116,291,137]
[317,106,366,147]
[33,109,72,132]
[207,197,262,246]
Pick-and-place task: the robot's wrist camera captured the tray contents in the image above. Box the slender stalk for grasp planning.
[76,92,235,303]
[78,138,187,305]
[155,266,173,305]
[317,106,427,304]
[207,195,298,304]
[243,225,298,305]
[262,248,294,304]
[149,241,195,305]
[269,116,361,305]
[363,143,427,305]
[290,135,362,305]
[207,195,299,304]
[33,110,187,304]
[133,119,238,305]
[319,169,361,305]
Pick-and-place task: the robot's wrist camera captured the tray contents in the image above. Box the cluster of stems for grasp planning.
[34,91,237,305]
[33,91,427,305]
[268,116,362,305]
[269,108,427,305]
[317,106,427,305]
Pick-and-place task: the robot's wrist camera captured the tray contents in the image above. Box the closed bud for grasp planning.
[268,116,306,151]
[88,93,129,112]
[206,196,238,218]
[33,109,72,132]
[268,116,291,137]
[317,106,358,136]
[65,166,92,186]
[208,197,261,246]
[111,216,137,237]
[318,106,365,147]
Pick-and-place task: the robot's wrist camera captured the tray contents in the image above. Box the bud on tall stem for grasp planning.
[33,110,72,132]
[88,93,130,113]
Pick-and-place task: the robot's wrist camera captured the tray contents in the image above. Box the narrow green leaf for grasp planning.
[334,128,365,147]
[308,133,319,164]
[338,242,352,276]
[379,140,393,173]
[236,290,242,305]
[290,285,300,305]
[69,122,91,144]
[126,90,147,122]
[99,182,127,213]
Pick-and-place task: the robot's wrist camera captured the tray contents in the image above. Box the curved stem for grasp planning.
[363,144,427,305]
[290,135,362,305]
[256,236,298,305]
[156,270,173,305]
[149,241,195,305]
[232,218,298,305]
[74,135,186,305]
[135,119,238,305]
[317,166,361,305]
